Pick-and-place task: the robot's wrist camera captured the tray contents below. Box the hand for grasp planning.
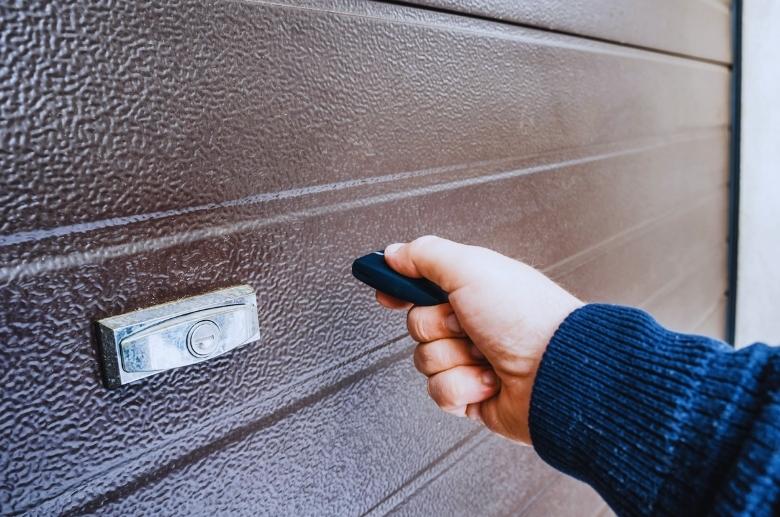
[376,236,583,444]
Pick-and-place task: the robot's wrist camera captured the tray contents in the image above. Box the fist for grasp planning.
[377,236,583,444]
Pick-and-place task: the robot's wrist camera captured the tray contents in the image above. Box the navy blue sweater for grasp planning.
[529,304,780,516]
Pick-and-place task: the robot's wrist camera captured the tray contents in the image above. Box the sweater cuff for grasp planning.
[528,304,733,514]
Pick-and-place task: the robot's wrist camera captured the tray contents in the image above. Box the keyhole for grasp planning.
[187,321,221,358]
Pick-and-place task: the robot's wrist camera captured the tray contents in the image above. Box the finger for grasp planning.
[376,290,413,310]
[427,365,499,412]
[465,403,482,422]
[414,338,485,376]
[444,405,468,417]
[407,303,463,343]
[384,235,484,293]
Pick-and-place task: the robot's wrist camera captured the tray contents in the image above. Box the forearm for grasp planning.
[529,304,780,516]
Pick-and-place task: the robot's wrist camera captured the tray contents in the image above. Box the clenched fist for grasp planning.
[376,236,583,444]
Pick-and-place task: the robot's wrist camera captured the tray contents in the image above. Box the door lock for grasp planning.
[97,285,260,388]
[187,320,221,358]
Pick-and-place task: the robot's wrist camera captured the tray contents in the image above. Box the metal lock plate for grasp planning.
[97,285,260,388]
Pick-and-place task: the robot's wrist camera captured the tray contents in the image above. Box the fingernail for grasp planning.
[445,314,462,333]
[385,243,403,255]
[481,370,497,386]
[470,345,484,360]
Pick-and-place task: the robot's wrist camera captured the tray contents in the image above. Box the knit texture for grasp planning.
[529,304,780,516]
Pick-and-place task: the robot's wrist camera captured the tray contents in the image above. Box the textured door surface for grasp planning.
[1,1,731,515]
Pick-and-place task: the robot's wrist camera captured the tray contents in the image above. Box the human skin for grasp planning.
[376,235,583,444]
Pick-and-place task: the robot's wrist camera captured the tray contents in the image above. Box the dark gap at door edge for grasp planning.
[726,0,743,344]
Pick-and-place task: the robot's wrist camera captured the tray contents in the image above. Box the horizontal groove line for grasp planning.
[517,475,569,516]
[0,157,512,247]
[699,0,731,15]
[363,429,488,516]
[26,331,411,514]
[639,245,726,310]
[544,186,725,279]
[692,297,726,333]
[0,128,725,248]
[49,343,417,516]
[0,130,726,281]
[378,0,732,67]
[243,0,731,70]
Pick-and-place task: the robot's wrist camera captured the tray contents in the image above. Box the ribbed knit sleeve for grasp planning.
[529,304,780,516]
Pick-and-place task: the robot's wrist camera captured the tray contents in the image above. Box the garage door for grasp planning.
[1,0,732,514]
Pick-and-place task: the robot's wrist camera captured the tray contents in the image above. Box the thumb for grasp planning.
[384,236,482,293]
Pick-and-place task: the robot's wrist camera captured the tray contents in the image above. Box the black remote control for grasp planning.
[352,251,449,306]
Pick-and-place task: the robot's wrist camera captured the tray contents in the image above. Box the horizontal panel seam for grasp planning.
[238,0,731,69]
[0,129,728,281]
[639,244,728,310]
[361,429,488,516]
[0,128,727,248]
[22,333,411,509]
[543,187,726,279]
[699,0,731,15]
[31,342,415,516]
[515,473,567,516]
[692,297,727,333]
[380,0,731,67]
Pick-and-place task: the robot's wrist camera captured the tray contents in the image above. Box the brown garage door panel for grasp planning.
[645,252,728,334]
[1,0,728,236]
[2,143,726,512]
[1,0,732,514]
[5,237,726,514]
[384,434,559,515]
[411,0,732,64]
[554,191,728,312]
[523,475,608,516]
[31,353,479,515]
[695,300,728,337]
[386,435,604,517]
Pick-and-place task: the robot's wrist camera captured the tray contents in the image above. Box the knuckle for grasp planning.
[447,380,464,405]
[428,374,460,408]
[414,345,437,374]
[412,349,424,373]
[427,376,448,407]
[413,234,440,247]
[410,235,440,256]
[426,377,437,401]
[446,289,466,308]
[408,309,431,342]
[414,346,431,370]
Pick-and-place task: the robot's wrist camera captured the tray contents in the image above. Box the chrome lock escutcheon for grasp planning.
[97,285,260,388]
